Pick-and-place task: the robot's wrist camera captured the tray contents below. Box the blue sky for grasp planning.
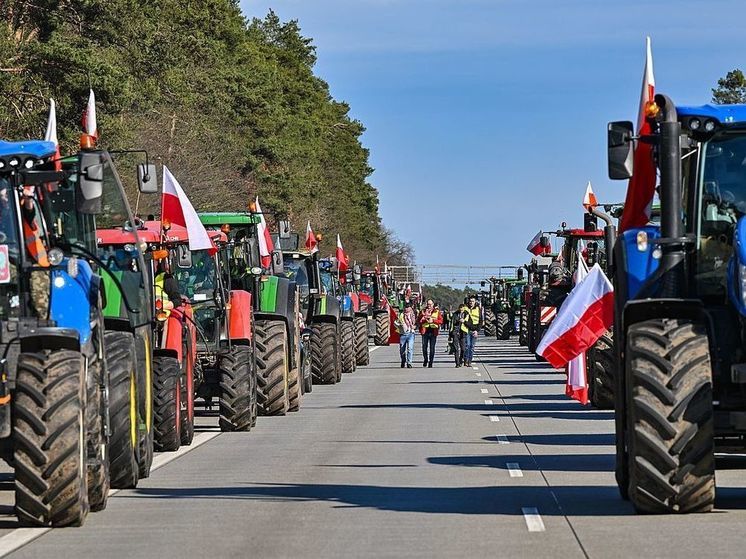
[241,0,746,268]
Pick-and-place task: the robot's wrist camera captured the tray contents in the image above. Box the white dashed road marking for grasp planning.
[472,366,479,370]
[475,372,481,377]
[489,415,500,422]
[480,388,488,394]
[484,399,493,405]
[496,434,510,444]
[522,507,546,532]
[506,462,523,477]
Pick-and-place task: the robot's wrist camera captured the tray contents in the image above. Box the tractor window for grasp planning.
[177,250,217,300]
[0,181,20,319]
[695,133,746,297]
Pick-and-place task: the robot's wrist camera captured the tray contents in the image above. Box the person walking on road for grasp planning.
[462,295,481,367]
[451,303,468,367]
[396,300,417,368]
[418,299,443,368]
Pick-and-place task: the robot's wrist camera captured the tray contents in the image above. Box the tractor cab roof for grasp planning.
[198,212,261,226]
[677,104,746,125]
[98,220,225,246]
[0,140,57,165]
[556,228,604,239]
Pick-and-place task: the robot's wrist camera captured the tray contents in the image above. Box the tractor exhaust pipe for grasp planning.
[589,207,616,272]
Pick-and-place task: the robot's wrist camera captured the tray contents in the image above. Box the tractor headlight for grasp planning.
[48,248,64,266]
[8,157,19,168]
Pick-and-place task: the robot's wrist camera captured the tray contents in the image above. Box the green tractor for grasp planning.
[491,273,526,340]
[199,213,301,415]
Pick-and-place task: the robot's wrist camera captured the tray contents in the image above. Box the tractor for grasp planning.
[199,212,301,415]
[0,142,155,525]
[491,273,527,341]
[345,265,371,367]
[477,280,498,337]
[361,269,393,346]
[606,96,746,513]
[320,257,356,375]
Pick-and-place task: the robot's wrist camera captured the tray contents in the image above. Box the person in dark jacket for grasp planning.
[452,304,468,367]
[461,296,481,367]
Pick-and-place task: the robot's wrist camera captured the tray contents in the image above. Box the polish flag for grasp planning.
[527,231,550,256]
[582,181,598,210]
[565,251,590,404]
[336,234,348,273]
[161,166,214,253]
[44,99,61,171]
[619,37,656,233]
[81,89,98,141]
[305,221,318,254]
[255,197,274,269]
[536,264,614,368]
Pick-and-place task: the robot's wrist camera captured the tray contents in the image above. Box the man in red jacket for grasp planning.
[418,299,443,368]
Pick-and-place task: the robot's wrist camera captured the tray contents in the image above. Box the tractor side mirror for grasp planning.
[272,249,284,273]
[77,152,104,214]
[608,121,635,180]
[176,245,192,269]
[138,164,158,194]
[278,220,291,239]
[517,268,524,280]
[353,264,362,283]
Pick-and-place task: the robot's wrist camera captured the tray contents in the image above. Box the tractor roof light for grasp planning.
[152,249,169,261]
[249,201,257,213]
[704,119,717,133]
[645,100,661,119]
[221,224,231,234]
[8,157,19,168]
[689,118,701,131]
[161,219,171,232]
[23,158,34,169]
[48,248,64,266]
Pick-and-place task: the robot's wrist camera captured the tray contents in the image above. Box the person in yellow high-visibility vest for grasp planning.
[154,260,183,317]
[418,299,442,368]
[461,296,481,367]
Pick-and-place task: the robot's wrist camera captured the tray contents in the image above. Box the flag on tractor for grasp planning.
[565,250,591,404]
[619,37,657,233]
[582,181,598,210]
[305,221,318,254]
[536,264,614,368]
[81,89,98,142]
[527,231,550,256]
[336,234,348,273]
[161,166,215,253]
[44,99,61,171]
[255,197,274,269]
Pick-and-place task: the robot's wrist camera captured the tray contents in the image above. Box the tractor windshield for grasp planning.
[696,132,746,297]
[0,180,20,320]
[177,250,217,300]
[319,269,336,295]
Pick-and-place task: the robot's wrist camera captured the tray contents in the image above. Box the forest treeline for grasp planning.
[0,1,412,265]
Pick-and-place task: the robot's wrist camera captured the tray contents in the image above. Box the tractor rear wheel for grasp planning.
[14,350,88,527]
[341,320,355,374]
[311,322,339,384]
[153,355,181,452]
[519,308,528,346]
[354,316,370,366]
[86,353,109,512]
[105,331,139,489]
[483,309,496,337]
[374,312,389,346]
[219,345,254,430]
[256,319,289,416]
[495,312,510,340]
[588,332,616,410]
[626,318,715,513]
[288,355,302,413]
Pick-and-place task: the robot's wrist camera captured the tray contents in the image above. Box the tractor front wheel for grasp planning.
[519,308,528,346]
[255,319,289,416]
[625,318,715,513]
[495,312,510,340]
[354,316,370,366]
[374,312,389,346]
[219,345,255,430]
[153,355,181,452]
[483,309,496,337]
[341,320,355,374]
[311,322,339,384]
[588,332,616,410]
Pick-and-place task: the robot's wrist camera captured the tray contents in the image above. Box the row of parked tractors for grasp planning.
[0,138,402,527]
[492,94,746,516]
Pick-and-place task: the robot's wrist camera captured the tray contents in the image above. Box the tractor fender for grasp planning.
[49,259,96,346]
[228,290,253,343]
[354,311,368,320]
[19,327,80,354]
[162,309,185,363]
[310,314,338,327]
[153,347,179,361]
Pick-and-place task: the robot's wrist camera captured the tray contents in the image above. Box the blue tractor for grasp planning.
[608,98,746,513]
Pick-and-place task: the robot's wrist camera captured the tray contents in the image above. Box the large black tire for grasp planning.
[86,353,109,513]
[518,308,528,346]
[374,312,389,346]
[495,312,510,340]
[14,350,88,527]
[341,320,355,375]
[218,345,254,430]
[588,332,616,410]
[105,331,139,489]
[288,349,302,413]
[311,322,339,384]
[153,355,181,452]
[354,316,370,366]
[625,319,715,514]
[180,338,195,447]
[302,347,313,393]
[483,309,496,337]
[255,319,289,416]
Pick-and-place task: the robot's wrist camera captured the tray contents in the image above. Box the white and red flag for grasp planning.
[582,181,598,210]
[565,251,591,404]
[44,99,61,171]
[536,264,614,369]
[255,196,274,269]
[161,166,214,253]
[336,234,349,273]
[305,221,318,254]
[620,37,656,233]
[527,231,550,256]
[81,89,98,141]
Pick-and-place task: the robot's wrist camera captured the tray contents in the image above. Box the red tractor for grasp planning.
[360,269,397,345]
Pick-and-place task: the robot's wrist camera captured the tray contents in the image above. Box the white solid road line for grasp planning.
[521,507,546,532]
[480,388,488,394]
[496,434,510,444]
[506,462,523,477]
[0,431,221,558]
[489,415,500,422]
[484,399,494,405]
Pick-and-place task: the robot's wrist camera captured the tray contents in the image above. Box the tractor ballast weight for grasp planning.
[605,95,746,513]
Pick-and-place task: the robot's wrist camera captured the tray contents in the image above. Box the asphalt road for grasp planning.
[1,337,746,558]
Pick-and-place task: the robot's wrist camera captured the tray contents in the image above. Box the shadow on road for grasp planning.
[428,452,614,472]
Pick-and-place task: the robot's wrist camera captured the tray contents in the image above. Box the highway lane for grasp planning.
[1,337,746,558]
